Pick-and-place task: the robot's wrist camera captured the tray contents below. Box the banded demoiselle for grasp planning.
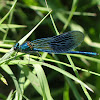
[14,31,98,55]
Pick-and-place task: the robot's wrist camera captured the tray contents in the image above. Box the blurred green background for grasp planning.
[0,0,100,100]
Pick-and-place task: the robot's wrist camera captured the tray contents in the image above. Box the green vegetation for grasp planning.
[0,0,100,100]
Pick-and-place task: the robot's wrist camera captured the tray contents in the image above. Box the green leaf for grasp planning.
[0,24,26,29]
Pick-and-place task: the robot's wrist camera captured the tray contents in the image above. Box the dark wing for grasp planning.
[31,31,84,53]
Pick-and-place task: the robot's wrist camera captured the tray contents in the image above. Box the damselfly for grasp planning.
[14,31,98,55]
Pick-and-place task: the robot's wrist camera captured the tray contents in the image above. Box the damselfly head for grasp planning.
[14,43,20,51]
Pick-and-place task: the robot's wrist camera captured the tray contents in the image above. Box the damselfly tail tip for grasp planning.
[87,52,99,56]
[92,52,99,56]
